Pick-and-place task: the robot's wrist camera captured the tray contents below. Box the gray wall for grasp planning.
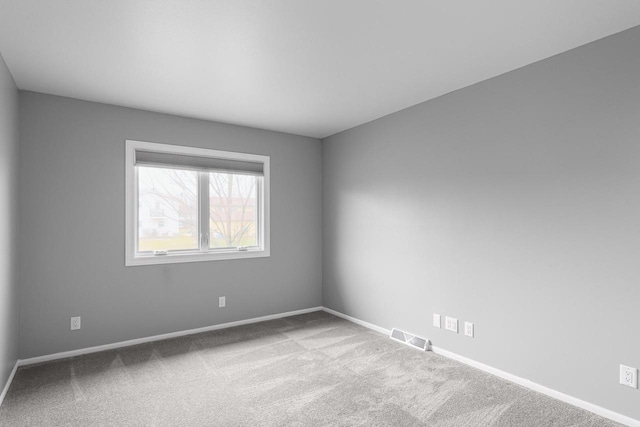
[323,26,640,420]
[18,92,322,359]
[0,53,19,388]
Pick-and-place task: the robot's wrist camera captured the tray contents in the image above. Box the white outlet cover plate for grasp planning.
[433,314,441,328]
[70,316,81,330]
[620,364,638,388]
[219,296,226,308]
[464,321,474,337]
[445,316,458,333]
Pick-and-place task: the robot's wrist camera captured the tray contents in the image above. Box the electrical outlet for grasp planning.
[464,322,474,338]
[433,314,441,328]
[219,296,226,308]
[620,365,638,389]
[445,316,458,333]
[70,316,81,331]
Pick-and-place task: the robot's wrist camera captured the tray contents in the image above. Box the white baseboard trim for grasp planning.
[323,307,640,427]
[0,360,19,408]
[322,307,391,335]
[431,346,640,427]
[18,306,323,367]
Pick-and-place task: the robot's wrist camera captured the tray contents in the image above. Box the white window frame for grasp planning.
[125,139,270,266]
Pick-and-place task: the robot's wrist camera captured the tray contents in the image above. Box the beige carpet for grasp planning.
[0,311,621,426]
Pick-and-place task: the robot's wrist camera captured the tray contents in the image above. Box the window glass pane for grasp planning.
[137,166,198,252]
[209,173,258,248]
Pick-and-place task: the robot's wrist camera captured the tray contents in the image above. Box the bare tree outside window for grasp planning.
[137,167,198,251]
[137,167,258,252]
[209,172,258,248]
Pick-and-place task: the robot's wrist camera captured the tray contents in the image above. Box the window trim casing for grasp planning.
[125,139,270,266]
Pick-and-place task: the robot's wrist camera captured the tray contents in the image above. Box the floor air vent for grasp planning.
[390,328,430,351]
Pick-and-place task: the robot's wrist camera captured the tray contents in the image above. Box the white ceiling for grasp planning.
[1,1,640,138]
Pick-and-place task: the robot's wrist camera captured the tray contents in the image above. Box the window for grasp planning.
[125,140,270,266]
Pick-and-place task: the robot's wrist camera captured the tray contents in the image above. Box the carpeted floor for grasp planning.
[0,311,622,426]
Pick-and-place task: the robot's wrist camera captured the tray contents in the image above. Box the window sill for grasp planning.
[125,248,270,266]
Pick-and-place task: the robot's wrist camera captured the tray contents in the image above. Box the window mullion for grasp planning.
[198,171,210,252]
